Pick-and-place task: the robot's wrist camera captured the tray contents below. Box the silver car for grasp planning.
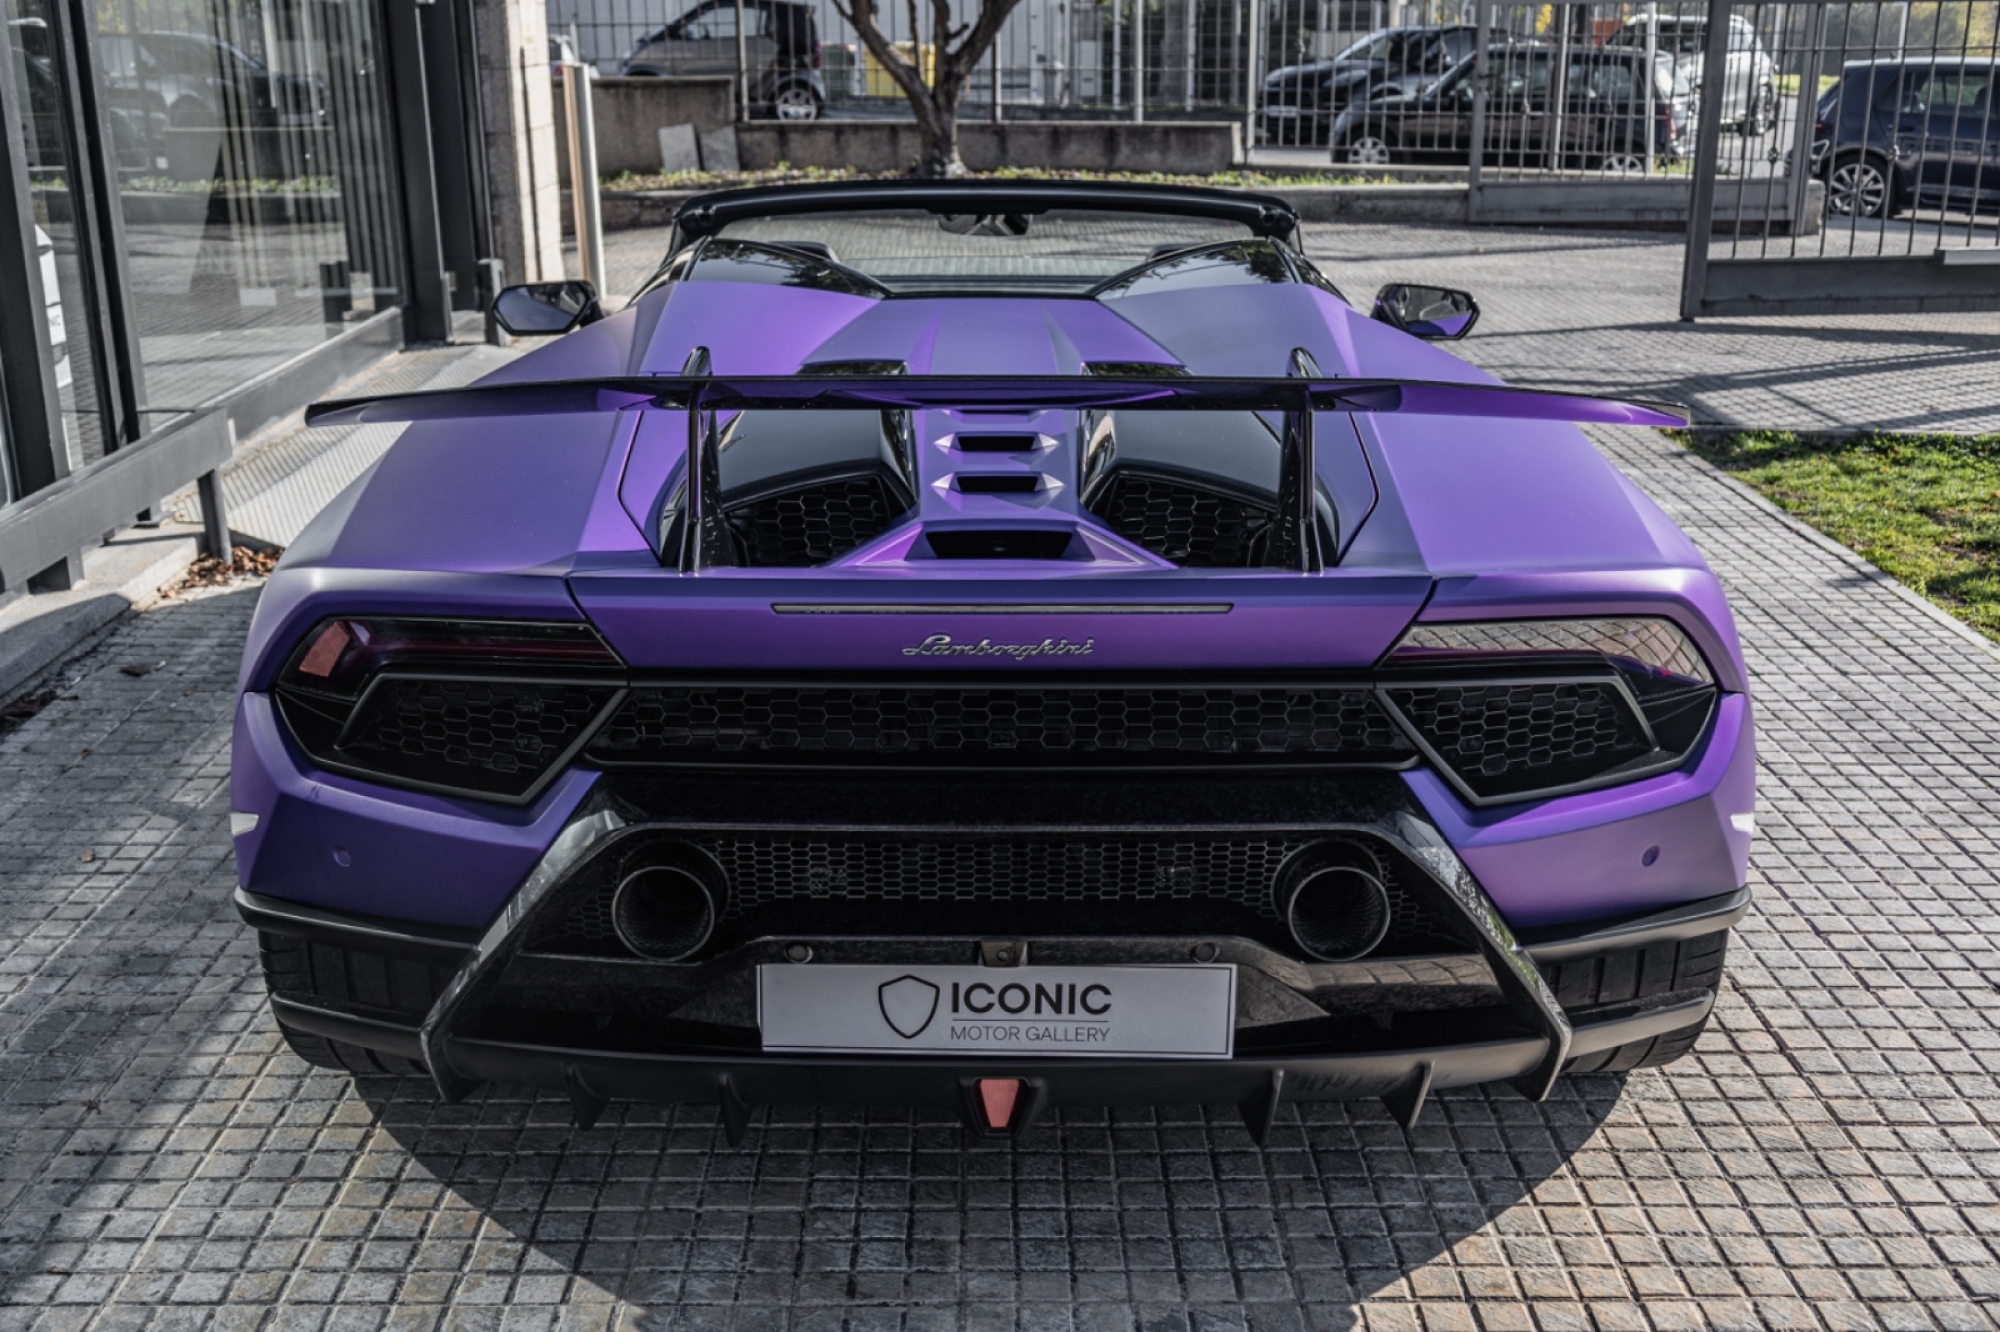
[620,0,825,121]
[1606,12,1776,135]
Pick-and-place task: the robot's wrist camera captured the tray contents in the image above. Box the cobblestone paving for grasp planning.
[3,310,1999,1327]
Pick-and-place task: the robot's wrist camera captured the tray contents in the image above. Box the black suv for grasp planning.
[622,0,825,120]
[1261,25,1477,146]
[1797,59,1998,218]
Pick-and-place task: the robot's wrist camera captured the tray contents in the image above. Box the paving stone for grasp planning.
[4,234,2000,1327]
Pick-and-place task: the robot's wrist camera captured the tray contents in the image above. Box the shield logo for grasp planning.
[877,975,941,1039]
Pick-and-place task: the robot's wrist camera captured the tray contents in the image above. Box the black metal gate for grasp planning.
[1680,0,2000,317]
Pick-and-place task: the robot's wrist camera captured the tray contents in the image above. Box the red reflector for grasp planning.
[977,1079,1020,1131]
[297,621,352,678]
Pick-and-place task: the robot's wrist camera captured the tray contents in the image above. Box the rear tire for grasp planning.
[259,930,443,1078]
[1738,82,1777,136]
[1541,928,1729,1074]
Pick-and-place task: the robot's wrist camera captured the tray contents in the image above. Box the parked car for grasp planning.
[236,180,1752,1138]
[1332,46,1693,170]
[1261,25,1477,146]
[10,21,158,169]
[621,0,824,120]
[96,31,325,132]
[1604,12,1775,135]
[1794,59,1998,218]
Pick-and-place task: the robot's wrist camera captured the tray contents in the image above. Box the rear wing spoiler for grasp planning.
[305,373,1689,575]
[306,373,1688,430]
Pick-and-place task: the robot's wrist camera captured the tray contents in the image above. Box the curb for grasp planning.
[1658,436,2000,666]
[0,524,207,706]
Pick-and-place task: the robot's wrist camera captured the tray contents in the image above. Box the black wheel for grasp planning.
[259,930,443,1078]
[1827,151,1894,218]
[1540,928,1729,1074]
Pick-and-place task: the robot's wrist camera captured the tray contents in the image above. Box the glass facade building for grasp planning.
[0,0,488,525]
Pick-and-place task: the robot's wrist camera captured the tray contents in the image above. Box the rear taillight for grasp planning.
[1378,617,1719,806]
[275,617,625,803]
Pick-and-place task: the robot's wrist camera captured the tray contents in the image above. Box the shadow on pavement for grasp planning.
[358,1071,1629,1326]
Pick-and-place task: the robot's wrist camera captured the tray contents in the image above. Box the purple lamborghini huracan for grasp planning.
[231,181,1753,1139]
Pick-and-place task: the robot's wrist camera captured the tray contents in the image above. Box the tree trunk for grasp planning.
[913,86,965,177]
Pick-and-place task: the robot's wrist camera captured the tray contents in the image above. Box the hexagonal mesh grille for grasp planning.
[1092,474,1275,567]
[522,833,1464,956]
[724,477,902,566]
[710,837,1302,913]
[1384,681,1654,801]
[588,685,1415,765]
[338,679,617,798]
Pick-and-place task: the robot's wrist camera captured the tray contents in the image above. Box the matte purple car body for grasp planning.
[232,182,1751,1133]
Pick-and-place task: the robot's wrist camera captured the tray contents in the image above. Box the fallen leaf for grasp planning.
[119,664,154,678]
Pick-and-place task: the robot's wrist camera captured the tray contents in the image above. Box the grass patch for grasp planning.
[601,162,1390,192]
[1679,430,2000,642]
[1774,72,1840,97]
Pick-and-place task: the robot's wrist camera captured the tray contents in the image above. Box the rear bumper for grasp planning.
[239,875,1744,1130]
[269,984,1713,1125]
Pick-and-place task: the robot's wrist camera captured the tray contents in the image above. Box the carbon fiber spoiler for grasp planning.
[306,373,1688,575]
[306,374,1689,430]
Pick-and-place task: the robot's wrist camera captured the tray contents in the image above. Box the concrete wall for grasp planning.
[557,75,737,178]
[734,121,1243,175]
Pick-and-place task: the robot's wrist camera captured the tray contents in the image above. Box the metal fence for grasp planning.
[1681,0,2000,315]
[549,0,1484,131]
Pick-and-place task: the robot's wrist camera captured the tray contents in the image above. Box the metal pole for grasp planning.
[1643,2,1657,175]
[1134,0,1146,121]
[735,0,751,120]
[1787,4,1824,235]
[1547,3,1571,176]
[1467,0,1489,210]
[563,62,606,295]
[1243,0,1260,153]
[1113,0,1123,109]
[1183,0,1195,111]
[1677,0,1736,320]
[992,31,1002,121]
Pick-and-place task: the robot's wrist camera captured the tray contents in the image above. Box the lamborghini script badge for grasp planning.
[901,633,1094,660]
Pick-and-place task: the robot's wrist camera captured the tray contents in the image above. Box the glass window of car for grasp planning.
[1482,51,1550,100]
[708,209,1263,295]
[1570,58,1636,102]
[680,5,739,41]
[1337,31,1409,64]
[1919,68,1992,112]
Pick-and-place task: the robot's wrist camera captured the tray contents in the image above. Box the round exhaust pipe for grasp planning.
[1281,844,1392,962]
[612,859,719,962]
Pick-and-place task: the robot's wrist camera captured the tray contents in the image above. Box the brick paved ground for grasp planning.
[3,233,1998,1328]
[594,221,2000,435]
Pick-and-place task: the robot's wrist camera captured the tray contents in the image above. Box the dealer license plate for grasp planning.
[758,964,1236,1059]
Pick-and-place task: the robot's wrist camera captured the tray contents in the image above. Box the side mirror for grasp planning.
[1372,282,1479,339]
[492,281,602,336]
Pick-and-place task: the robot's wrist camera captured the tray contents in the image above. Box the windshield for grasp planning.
[1334,30,1407,62]
[710,208,1260,295]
